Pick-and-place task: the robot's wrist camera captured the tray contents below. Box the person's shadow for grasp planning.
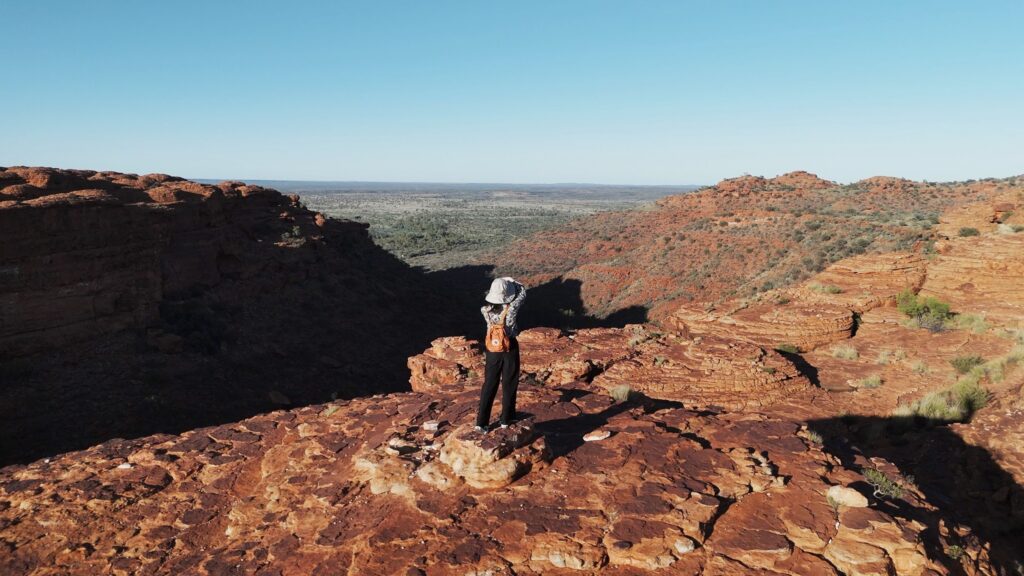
[534,389,684,459]
[808,415,1024,574]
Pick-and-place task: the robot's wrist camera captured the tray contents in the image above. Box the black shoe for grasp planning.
[474,425,488,433]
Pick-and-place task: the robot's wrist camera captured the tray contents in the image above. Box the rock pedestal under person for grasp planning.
[475,277,527,432]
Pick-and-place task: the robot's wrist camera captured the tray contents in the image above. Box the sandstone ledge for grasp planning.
[0,383,951,575]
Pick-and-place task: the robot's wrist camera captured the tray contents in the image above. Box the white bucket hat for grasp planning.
[485,277,517,304]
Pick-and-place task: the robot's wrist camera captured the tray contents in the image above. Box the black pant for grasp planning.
[476,338,520,427]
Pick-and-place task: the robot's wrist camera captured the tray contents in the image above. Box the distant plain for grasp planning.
[233,181,700,270]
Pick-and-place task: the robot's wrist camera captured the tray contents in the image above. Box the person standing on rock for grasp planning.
[476,277,527,432]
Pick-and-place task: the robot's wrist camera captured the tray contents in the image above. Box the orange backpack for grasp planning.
[485,305,511,353]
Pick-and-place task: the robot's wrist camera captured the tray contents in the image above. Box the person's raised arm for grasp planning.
[506,280,527,320]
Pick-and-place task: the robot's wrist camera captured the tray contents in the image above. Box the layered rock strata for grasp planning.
[0,167,360,356]
[0,167,470,464]
[669,301,855,353]
[667,252,928,353]
[920,235,1024,325]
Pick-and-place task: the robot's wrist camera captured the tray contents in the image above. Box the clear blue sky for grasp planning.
[2,1,1022,184]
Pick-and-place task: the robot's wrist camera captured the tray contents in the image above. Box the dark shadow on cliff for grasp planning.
[518,276,647,329]
[776,350,821,387]
[1,217,486,466]
[808,415,1024,574]
[1,221,648,466]
[535,390,683,459]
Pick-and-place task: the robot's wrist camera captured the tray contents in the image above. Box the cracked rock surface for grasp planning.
[1,383,949,575]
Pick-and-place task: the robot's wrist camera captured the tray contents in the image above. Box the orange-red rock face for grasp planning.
[669,301,855,353]
[0,166,362,356]
[920,235,1024,326]
[0,167,477,465]
[666,252,927,353]
[4,167,1024,575]
[486,171,1014,322]
[0,383,955,576]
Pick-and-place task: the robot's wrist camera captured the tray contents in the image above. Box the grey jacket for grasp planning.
[480,282,527,338]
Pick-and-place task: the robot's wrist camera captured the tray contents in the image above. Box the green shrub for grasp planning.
[775,343,799,354]
[860,375,883,389]
[865,468,904,499]
[832,345,859,360]
[895,377,989,422]
[896,289,952,332]
[609,384,633,404]
[958,227,980,237]
[951,313,989,334]
[952,378,990,413]
[950,355,984,375]
[911,361,929,375]
[805,429,823,445]
[809,282,843,294]
[946,544,965,561]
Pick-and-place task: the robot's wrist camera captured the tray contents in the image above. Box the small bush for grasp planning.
[957,227,980,237]
[775,343,799,354]
[951,313,989,334]
[953,378,990,413]
[1013,224,1024,233]
[865,468,904,499]
[860,375,883,389]
[809,282,843,294]
[895,378,989,422]
[875,350,891,364]
[912,361,929,375]
[832,345,859,360]
[950,355,984,375]
[946,544,965,561]
[609,384,633,404]
[805,429,823,445]
[897,289,952,332]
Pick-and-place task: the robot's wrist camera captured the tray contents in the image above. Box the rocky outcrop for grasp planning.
[485,170,1007,323]
[709,171,836,198]
[920,234,1024,324]
[771,170,837,191]
[935,194,1021,239]
[409,326,641,392]
[0,382,954,575]
[666,252,929,354]
[0,167,474,465]
[409,326,810,411]
[793,252,928,310]
[0,167,318,355]
[0,167,375,356]
[408,336,484,392]
[669,301,855,353]
[591,333,810,410]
